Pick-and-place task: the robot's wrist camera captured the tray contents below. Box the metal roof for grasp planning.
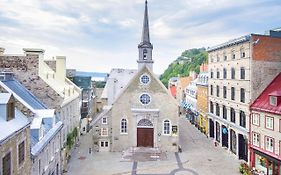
[251,73,281,115]
[1,79,47,109]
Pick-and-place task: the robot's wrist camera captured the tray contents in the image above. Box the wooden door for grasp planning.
[137,128,153,147]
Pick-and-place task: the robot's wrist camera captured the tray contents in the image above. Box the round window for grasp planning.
[140,74,150,84]
[140,94,151,105]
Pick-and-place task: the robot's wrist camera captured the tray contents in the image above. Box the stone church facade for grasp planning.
[92,0,179,152]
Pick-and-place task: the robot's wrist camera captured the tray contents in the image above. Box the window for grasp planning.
[265,116,274,130]
[252,132,260,147]
[223,86,227,99]
[231,108,236,123]
[223,105,227,119]
[18,141,25,165]
[100,141,109,147]
[216,54,220,62]
[140,74,150,84]
[223,68,227,79]
[210,55,213,62]
[265,136,274,153]
[210,85,213,96]
[210,69,213,78]
[2,152,11,175]
[231,68,235,79]
[210,101,214,113]
[7,101,15,121]
[216,69,220,79]
[102,117,107,124]
[163,120,171,135]
[240,111,246,128]
[223,52,227,61]
[240,67,245,79]
[140,94,151,105]
[269,96,277,106]
[101,128,108,136]
[252,113,260,126]
[216,85,220,97]
[120,119,127,134]
[216,103,220,116]
[231,87,235,100]
[143,49,147,60]
[240,88,245,103]
[232,50,235,59]
[240,48,245,58]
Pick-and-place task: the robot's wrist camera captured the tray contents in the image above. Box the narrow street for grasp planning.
[66,116,241,175]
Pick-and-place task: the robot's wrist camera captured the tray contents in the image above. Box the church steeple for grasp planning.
[138,0,154,71]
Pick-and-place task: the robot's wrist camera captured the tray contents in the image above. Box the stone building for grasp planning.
[0,73,63,175]
[207,30,281,162]
[196,64,209,135]
[249,73,281,174]
[0,93,31,175]
[92,0,179,152]
[0,48,81,171]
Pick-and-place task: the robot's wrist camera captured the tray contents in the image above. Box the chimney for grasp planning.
[55,56,66,81]
[0,47,5,55]
[23,48,45,56]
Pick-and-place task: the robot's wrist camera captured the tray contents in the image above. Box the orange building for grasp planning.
[196,63,209,135]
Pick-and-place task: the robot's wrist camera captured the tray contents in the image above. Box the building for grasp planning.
[0,73,63,175]
[176,76,192,112]
[168,77,178,98]
[196,64,209,135]
[249,73,281,175]
[0,93,31,175]
[92,0,179,152]
[207,30,281,161]
[67,69,96,134]
[0,48,81,171]
[185,73,198,125]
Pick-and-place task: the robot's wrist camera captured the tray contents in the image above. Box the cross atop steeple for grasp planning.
[138,0,154,71]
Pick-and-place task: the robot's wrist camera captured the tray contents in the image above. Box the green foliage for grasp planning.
[66,127,79,150]
[160,48,208,87]
[95,81,106,88]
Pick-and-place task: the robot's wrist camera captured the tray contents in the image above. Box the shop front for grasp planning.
[251,148,281,175]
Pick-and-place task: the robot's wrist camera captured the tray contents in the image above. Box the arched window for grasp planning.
[120,119,127,133]
[240,47,245,58]
[163,120,171,135]
[210,69,213,78]
[143,49,148,60]
[216,68,220,79]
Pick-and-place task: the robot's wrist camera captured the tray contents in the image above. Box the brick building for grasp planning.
[249,73,281,175]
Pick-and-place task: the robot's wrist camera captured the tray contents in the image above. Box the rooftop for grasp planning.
[0,108,30,143]
[251,73,281,115]
[0,93,11,104]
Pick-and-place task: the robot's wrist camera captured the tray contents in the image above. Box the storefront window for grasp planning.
[255,154,267,174]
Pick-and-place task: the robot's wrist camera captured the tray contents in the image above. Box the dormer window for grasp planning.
[269,96,277,106]
[7,101,15,121]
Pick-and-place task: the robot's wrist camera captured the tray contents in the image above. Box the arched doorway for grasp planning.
[137,119,154,147]
[221,125,228,148]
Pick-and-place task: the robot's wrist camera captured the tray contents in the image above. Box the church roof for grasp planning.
[101,69,137,101]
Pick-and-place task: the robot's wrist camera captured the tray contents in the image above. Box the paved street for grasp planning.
[66,116,241,175]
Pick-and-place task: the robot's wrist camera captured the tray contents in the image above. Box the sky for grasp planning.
[0,0,281,75]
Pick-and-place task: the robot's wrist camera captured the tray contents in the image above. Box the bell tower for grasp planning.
[137,0,154,71]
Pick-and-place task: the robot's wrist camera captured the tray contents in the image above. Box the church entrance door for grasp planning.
[137,119,154,147]
[137,128,153,147]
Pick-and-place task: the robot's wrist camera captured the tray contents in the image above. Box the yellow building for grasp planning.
[196,64,209,135]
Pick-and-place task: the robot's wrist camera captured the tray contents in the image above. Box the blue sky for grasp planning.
[0,0,280,74]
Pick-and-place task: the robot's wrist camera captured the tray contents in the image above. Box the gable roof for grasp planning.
[101,68,137,100]
[0,93,12,104]
[250,72,281,115]
[0,79,47,110]
[112,65,178,106]
[0,108,30,144]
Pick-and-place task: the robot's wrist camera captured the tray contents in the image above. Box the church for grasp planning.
[92,0,179,152]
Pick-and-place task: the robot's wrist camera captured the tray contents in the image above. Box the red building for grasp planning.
[250,73,281,175]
